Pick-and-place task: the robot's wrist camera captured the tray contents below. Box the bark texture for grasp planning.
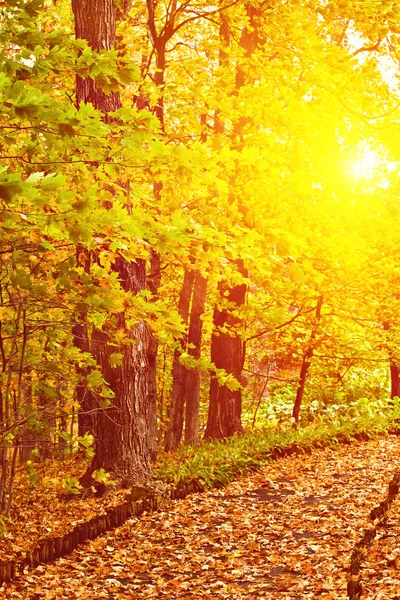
[73,0,153,486]
[204,262,246,440]
[85,259,153,486]
[72,0,121,114]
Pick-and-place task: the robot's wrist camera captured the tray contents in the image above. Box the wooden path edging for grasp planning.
[347,471,400,599]
[0,478,206,585]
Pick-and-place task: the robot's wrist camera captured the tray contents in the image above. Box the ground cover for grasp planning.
[1,436,400,599]
[0,409,397,570]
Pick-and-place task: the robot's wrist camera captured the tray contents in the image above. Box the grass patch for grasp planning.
[154,397,400,490]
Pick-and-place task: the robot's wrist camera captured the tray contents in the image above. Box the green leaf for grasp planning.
[38,240,56,251]
[26,171,45,183]
[109,352,123,368]
[40,173,66,190]
[87,370,102,387]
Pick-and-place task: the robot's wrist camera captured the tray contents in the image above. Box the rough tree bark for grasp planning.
[72,0,121,114]
[204,261,247,439]
[72,0,154,487]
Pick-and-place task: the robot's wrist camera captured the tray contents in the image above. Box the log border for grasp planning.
[347,471,400,599]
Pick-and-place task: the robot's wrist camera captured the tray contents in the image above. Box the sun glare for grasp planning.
[346,145,397,189]
[350,149,380,179]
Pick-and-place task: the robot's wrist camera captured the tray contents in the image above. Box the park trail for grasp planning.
[2,436,400,600]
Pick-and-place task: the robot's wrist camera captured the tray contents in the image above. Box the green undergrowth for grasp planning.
[154,397,400,490]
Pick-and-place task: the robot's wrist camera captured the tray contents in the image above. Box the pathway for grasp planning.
[2,436,400,599]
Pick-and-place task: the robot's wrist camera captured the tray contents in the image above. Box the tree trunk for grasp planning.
[164,270,207,449]
[204,6,263,440]
[184,273,207,445]
[204,262,246,439]
[147,248,161,460]
[164,269,195,451]
[72,0,121,114]
[292,349,313,425]
[83,259,153,486]
[72,0,153,487]
[390,364,400,399]
[292,296,323,424]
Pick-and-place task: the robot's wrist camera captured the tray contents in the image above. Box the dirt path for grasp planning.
[2,436,400,599]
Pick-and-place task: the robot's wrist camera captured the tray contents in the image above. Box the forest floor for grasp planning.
[2,435,400,599]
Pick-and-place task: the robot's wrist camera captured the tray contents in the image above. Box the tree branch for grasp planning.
[246,306,316,343]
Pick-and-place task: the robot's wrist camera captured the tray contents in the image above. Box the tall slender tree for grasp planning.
[292,296,323,424]
[164,269,207,450]
[204,4,263,439]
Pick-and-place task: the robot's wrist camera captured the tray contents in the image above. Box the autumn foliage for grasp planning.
[1,2,400,594]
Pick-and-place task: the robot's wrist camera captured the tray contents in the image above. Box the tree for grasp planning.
[71,0,155,487]
[164,269,207,450]
[204,4,264,439]
[164,269,195,451]
[292,296,323,424]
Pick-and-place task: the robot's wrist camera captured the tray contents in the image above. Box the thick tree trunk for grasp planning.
[72,0,121,114]
[147,248,161,460]
[204,262,246,439]
[73,0,153,487]
[184,273,207,445]
[164,269,195,451]
[82,259,153,486]
[72,0,120,439]
[292,296,323,424]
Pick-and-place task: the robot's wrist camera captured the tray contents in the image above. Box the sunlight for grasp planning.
[349,149,380,179]
[346,144,397,188]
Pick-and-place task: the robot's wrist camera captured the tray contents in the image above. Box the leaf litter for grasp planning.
[2,436,400,599]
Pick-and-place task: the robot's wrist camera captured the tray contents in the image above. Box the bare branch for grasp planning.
[352,39,382,56]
